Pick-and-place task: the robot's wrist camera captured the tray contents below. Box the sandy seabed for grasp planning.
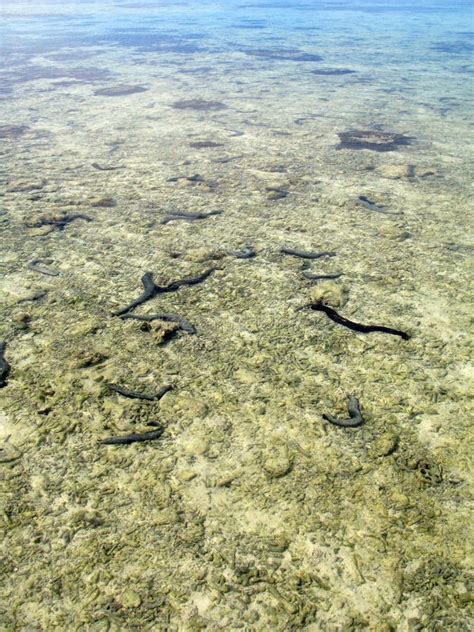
[1,3,473,630]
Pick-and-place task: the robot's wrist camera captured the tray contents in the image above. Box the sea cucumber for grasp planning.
[323,395,364,427]
[356,196,401,215]
[33,214,92,231]
[99,428,164,445]
[281,248,336,259]
[28,259,59,277]
[302,271,343,281]
[91,162,123,171]
[113,272,157,316]
[227,247,256,259]
[159,210,222,224]
[0,342,10,388]
[108,384,172,401]
[120,313,196,333]
[113,269,214,316]
[309,302,410,340]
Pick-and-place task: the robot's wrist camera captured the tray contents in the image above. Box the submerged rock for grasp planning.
[308,281,347,308]
[337,130,413,152]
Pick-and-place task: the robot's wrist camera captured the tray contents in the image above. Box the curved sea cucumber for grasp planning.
[0,342,10,388]
[33,214,92,231]
[227,246,256,259]
[323,395,364,427]
[119,313,196,334]
[281,248,336,260]
[159,210,222,224]
[302,271,343,281]
[28,259,59,277]
[108,384,172,401]
[309,302,410,340]
[113,269,214,316]
[91,162,123,171]
[356,196,402,215]
[99,428,164,445]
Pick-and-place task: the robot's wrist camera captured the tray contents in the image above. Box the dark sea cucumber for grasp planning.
[120,313,196,333]
[323,395,364,427]
[309,302,410,340]
[113,269,214,316]
[0,342,10,388]
[356,196,402,215]
[99,428,164,445]
[227,246,256,259]
[281,248,336,259]
[302,271,343,281]
[108,383,172,401]
[91,162,123,171]
[113,272,157,316]
[159,210,222,224]
[28,259,59,277]
[33,214,92,231]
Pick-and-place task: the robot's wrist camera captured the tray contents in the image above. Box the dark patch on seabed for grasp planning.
[2,65,115,85]
[337,130,413,152]
[190,141,224,149]
[431,41,474,54]
[312,68,356,76]
[93,84,148,96]
[244,48,323,62]
[0,125,29,139]
[171,99,227,111]
[94,31,206,54]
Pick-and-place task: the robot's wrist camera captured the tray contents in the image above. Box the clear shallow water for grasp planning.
[1,1,473,630]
